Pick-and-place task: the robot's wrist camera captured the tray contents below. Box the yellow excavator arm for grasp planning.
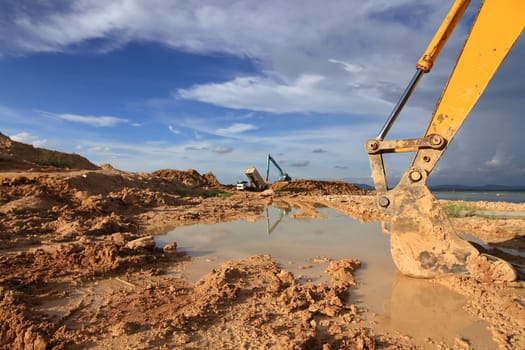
[366,0,524,281]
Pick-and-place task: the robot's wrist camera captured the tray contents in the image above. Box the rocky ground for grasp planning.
[0,133,524,349]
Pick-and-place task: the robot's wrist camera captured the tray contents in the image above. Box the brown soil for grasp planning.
[0,132,99,172]
[0,134,523,349]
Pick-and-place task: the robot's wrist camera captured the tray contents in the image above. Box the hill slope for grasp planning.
[0,132,99,171]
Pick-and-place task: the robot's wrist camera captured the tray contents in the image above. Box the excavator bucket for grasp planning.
[383,172,516,282]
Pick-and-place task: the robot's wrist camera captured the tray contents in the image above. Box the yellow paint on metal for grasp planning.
[427,0,525,140]
[416,0,470,72]
[416,0,525,171]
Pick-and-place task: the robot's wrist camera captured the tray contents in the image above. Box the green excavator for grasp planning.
[266,154,291,182]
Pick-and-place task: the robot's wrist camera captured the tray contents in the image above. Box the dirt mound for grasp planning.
[0,253,376,349]
[270,179,369,196]
[0,168,264,248]
[151,168,223,189]
[0,132,99,171]
[0,170,195,246]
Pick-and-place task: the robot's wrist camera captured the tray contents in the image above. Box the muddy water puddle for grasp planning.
[156,206,496,348]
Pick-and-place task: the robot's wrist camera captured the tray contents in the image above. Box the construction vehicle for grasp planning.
[236,180,248,190]
[266,154,291,182]
[244,166,267,191]
[365,0,523,281]
[238,155,291,191]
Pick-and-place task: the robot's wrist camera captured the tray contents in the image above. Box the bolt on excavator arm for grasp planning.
[366,0,524,281]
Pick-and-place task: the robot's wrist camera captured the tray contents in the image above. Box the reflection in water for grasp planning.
[155,206,495,348]
[266,206,291,235]
[383,273,495,347]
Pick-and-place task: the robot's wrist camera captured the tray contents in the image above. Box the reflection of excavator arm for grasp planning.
[266,206,292,235]
[366,0,524,281]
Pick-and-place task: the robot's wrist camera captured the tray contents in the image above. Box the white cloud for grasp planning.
[55,113,130,127]
[87,145,111,153]
[216,123,257,135]
[329,59,364,73]
[168,125,181,134]
[178,74,391,114]
[2,1,454,116]
[10,132,50,148]
[485,144,506,168]
[3,0,444,57]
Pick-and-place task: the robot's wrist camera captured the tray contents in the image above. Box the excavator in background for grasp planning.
[266,154,291,182]
[365,0,523,282]
[238,154,291,191]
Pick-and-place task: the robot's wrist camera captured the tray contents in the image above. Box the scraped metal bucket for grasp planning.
[379,173,516,282]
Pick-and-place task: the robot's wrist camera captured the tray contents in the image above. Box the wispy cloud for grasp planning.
[216,123,257,135]
[177,74,391,114]
[213,147,234,154]
[328,59,364,73]
[48,112,131,127]
[59,114,129,127]
[87,145,112,153]
[289,161,310,168]
[184,146,208,151]
[484,143,510,168]
[168,125,181,134]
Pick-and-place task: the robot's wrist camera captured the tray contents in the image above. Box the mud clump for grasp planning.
[188,255,376,349]
[89,255,374,349]
[0,288,53,350]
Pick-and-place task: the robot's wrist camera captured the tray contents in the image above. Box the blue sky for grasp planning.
[1,0,524,186]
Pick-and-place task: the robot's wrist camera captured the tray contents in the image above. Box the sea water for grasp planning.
[433,190,525,203]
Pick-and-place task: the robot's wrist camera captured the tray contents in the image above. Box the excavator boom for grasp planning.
[366,0,524,281]
[266,154,291,182]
